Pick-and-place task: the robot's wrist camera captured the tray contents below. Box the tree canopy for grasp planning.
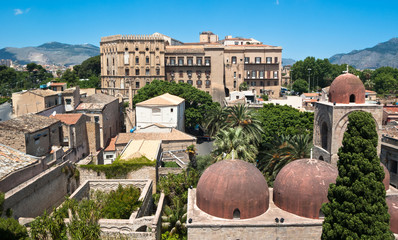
[292,79,308,94]
[133,80,219,127]
[257,104,314,144]
[321,111,393,239]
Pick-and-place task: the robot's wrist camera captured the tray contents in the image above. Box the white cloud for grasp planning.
[14,8,30,15]
[14,9,23,15]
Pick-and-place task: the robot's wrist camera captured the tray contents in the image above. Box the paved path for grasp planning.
[0,102,12,122]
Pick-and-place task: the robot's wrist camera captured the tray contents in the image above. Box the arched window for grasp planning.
[233,208,240,219]
[187,80,193,85]
[350,94,355,103]
[321,122,328,150]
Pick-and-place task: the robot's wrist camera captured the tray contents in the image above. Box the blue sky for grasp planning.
[1,0,397,60]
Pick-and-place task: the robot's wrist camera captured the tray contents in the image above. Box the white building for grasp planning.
[135,93,185,131]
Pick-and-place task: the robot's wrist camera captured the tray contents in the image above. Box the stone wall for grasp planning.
[188,225,322,240]
[77,165,157,193]
[86,121,101,154]
[0,159,46,193]
[3,161,78,218]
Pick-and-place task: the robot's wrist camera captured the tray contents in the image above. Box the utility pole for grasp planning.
[307,68,311,93]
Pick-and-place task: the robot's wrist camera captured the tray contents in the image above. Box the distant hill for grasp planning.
[282,58,296,66]
[329,38,398,69]
[0,42,99,66]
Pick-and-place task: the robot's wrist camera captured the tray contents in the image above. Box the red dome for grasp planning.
[386,195,398,233]
[273,159,338,219]
[382,163,390,190]
[329,73,365,104]
[196,159,269,219]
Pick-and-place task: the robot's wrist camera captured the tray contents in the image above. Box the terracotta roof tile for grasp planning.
[50,114,83,125]
[50,82,67,87]
[104,137,117,152]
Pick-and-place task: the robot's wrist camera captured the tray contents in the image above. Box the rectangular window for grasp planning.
[106,155,113,159]
[146,57,149,64]
[274,71,278,79]
[259,71,264,79]
[260,81,264,86]
[274,57,278,63]
[232,56,237,64]
[238,74,241,79]
[234,72,236,78]
[205,57,210,66]
[234,41,239,45]
[252,71,256,79]
[274,81,278,86]
[197,57,202,65]
[170,58,176,66]
[178,57,184,66]
[136,81,140,88]
[146,69,150,76]
[244,57,249,64]
[187,58,193,65]
[94,116,99,123]
[135,69,140,75]
[255,57,261,64]
[125,69,129,76]
[247,71,250,78]
[267,81,270,86]
[251,81,256,86]
[170,108,174,112]
[234,81,237,88]
[156,68,160,75]
[187,70,192,77]
[136,57,139,64]
[65,99,72,105]
[266,57,272,64]
[152,108,161,113]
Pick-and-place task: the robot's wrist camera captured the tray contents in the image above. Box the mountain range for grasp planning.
[0,42,100,66]
[329,38,398,69]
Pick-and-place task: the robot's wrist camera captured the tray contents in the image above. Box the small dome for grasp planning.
[196,159,269,219]
[386,195,398,233]
[381,163,390,190]
[329,73,365,104]
[273,159,338,219]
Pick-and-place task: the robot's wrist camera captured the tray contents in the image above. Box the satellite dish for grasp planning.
[52,111,56,116]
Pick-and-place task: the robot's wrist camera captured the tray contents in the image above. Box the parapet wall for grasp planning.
[3,161,78,218]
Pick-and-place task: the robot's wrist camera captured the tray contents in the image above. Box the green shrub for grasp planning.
[163,161,180,168]
[80,156,155,178]
[0,218,28,240]
[100,185,141,219]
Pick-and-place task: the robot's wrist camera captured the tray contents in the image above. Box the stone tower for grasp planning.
[312,73,383,165]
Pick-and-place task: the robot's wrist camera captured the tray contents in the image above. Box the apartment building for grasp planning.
[100,31,282,104]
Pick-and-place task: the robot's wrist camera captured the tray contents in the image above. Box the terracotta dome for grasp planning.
[386,195,398,233]
[381,163,390,190]
[273,159,338,219]
[196,159,269,219]
[329,73,365,104]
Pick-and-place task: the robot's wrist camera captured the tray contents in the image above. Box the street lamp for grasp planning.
[307,68,312,93]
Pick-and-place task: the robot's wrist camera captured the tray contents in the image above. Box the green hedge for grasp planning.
[80,156,156,179]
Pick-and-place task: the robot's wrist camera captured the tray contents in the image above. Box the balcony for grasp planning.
[165,63,210,67]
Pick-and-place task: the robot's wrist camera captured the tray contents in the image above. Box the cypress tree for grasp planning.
[321,111,393,239]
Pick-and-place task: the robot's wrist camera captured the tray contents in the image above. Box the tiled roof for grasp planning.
[120,140,161,161]
[384,107,398,114]
[50,82,67,87]
[366,90,377,94]
[104,137,117,152]
[116,128,196,145]
[81,93,116,104]
[136,93,184,106]
[0,114,60,133]
[141,123,168,129]
[30,89,58,97]
[50,113,83,125]
[0,144,39,180]
[302,93,320,97]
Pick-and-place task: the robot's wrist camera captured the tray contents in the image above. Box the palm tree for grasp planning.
[364,79,375,90]
[203,105,227,137]
[224,104,264,145]
[258,134,312,184]
[212,127,258,163]
[161,199,187,236]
